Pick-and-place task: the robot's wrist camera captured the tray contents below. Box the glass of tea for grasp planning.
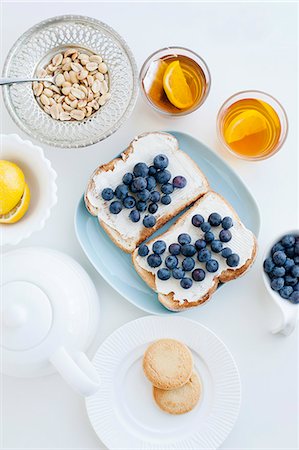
[217,90,288,161]
[139,47,211,116]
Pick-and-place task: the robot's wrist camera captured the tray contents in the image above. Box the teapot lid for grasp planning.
[2,281,52,351]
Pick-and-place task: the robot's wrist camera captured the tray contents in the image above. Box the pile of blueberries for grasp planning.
[263,234,299,304]
[138,211,240,289]
[101,154,187,228]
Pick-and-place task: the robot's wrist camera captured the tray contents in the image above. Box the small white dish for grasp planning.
[0,134,57,245]
[262,230,299,336]
[1,247,101,396]
[86,315,241,450]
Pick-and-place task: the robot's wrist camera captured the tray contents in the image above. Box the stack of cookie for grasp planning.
[143,338,202,415]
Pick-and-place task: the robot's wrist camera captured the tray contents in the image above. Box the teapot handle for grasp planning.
[50,347,100,396]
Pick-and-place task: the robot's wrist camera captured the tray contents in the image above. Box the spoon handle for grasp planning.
[0,77,50,86]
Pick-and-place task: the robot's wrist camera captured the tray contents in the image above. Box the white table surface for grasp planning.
[1,2,298,449]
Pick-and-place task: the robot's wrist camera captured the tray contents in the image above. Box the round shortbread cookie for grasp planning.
[143,338,193,390]
[153,371,202,415]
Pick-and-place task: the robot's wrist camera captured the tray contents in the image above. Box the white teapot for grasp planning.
[1,247,101,396]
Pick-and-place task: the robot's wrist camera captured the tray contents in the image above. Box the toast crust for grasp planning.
[84,132,210,253]
[132,191,257,311]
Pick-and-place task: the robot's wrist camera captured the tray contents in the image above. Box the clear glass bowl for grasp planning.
[217,90,288,161]
[139,46,211,117]
[2,15,138,148]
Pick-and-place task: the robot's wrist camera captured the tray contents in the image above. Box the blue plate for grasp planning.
[75,131,260,315]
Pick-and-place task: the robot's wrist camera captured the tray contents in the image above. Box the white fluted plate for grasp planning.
[86,316,241,450]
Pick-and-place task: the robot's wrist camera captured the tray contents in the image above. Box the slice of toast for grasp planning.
[85,132,209,253]
[132,191,257,311]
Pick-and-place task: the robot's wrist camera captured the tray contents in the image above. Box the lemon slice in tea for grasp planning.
[163,61,194,109]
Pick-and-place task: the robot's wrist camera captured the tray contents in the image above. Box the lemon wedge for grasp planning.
[0,183,31,224]
[225,110,268,144]
[163,61,194,109]
[0,160,26,215]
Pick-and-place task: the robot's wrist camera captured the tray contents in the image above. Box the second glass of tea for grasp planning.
[140,47,211,116]
[217,90,288,161]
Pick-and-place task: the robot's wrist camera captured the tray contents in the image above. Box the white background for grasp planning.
[1,1,298,449]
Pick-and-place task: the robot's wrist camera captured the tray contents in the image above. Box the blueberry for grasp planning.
[156,170,171,185]
[101,187,114,201]
[136,201,147,212]
[172,267,185,279]
[133,162,149,178]
[201,222,211,232]
[130,183,138,193]
[148,203,158,214]
[221,247,232,258]
[181,244,196,257]
[222,216,233,230]
[152,240,166,255]
[182,257,195,271]
[172,176,187,189]
[204,231,215,243]
[148,165,157,176]
[169,243,181,255]
[123,196,136,209]
[271,277,284,291]
[180,278,193,289]
[291,265,299,278]
[280,286,293,299]
[289,291,299,304]
[208,212,222,227]
[271,242,284,255]
[143,215,156,228]
[129,210,140,222]
[295,256,299,264]
[192,268,206,282]
[122,172,134,185]
[146,176,156,191]
[285,247,295,258]
[161,183,174,194]
[147,253,162,268]
[178,233,191,245]
[137,189,150,202]
[153,154,169,170]
[281,234,296,248]
[206,259,219,273]
[195,239,207,251]
[294,283,299,292]
[272,266,286,278]
[157,268,171,280]
[150,191,160,203]
[115,184,128,200]
[109,201,122,214]
[211,240,223,253]
[295,243,299,256]
[138,244,149,257]
[192,214,204,227]
[284,258,295,272]
[161,194,172,205]
[132,177,147,192]
[219,229,232,243]
[198,248,212,262]
[165,255,178,269]
[272,250,287,266]
[285,276,297,286]
[227,253,240,267]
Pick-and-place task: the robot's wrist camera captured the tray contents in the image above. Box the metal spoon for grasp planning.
[0,76,55,86]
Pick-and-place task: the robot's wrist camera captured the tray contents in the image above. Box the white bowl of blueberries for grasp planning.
[263,231,299,335]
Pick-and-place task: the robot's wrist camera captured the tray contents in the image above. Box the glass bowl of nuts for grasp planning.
[2,15,138,148]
